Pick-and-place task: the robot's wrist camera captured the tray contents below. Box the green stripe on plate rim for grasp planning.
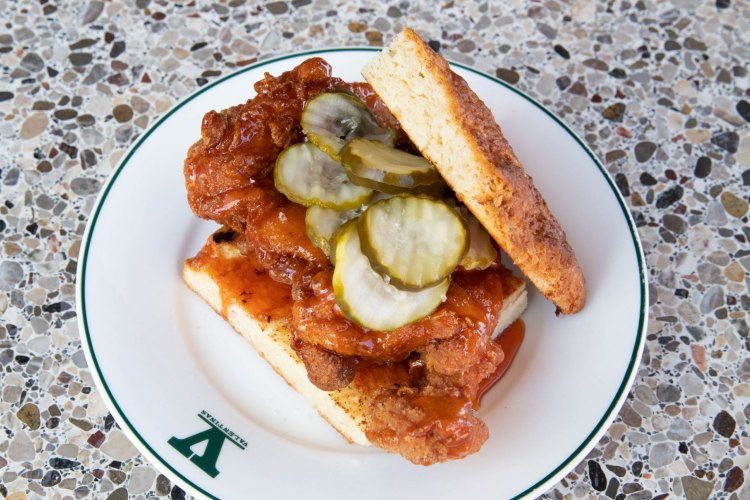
[77,47,647,500]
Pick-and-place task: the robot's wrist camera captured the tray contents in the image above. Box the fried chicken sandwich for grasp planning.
[182,28,585,465]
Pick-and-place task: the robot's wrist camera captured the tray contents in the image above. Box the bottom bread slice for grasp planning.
[183,230,528,447]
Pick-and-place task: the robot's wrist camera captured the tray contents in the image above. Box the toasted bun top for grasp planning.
[362,28,585,314]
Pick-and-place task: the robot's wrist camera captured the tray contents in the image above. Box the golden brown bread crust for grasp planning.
[362,28,586,314]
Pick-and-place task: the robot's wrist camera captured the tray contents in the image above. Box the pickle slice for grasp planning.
[333,221,449,331]
[456,206,498,270]
[301,92,396,161]
[340,138,445,195]
[359,196,468,290]
[274,143,373,209]
[306,193,393,260]
[305,206,360,258]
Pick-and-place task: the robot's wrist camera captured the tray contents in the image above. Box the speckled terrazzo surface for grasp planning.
[1,0,749,498]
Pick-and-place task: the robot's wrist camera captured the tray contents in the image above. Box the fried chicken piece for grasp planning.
[184,58,403,234]
[359,269,508,463]
[245,201,329,285]
[293,340,357,391]
[419,333,505,403]
[185,58,346,232]
[365,387,488,465]
[292,270,462,359]
[413,270,508,402]
[292,266,507,361]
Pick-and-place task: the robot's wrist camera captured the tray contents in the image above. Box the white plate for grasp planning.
[77,49,646,499]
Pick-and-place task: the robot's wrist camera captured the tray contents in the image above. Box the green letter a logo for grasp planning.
[168,411,247,478]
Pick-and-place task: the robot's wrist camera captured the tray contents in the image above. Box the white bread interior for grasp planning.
[493,284,527,338]
[183,238,527,446]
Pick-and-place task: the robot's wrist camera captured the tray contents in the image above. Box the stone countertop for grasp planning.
[1,0,749,498]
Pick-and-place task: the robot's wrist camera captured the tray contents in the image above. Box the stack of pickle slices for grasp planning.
[274,92,498,331]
